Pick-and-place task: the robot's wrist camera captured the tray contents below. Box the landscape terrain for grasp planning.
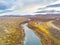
[0,14,60,45]
[28,14,60,45]
[0,17,28,45]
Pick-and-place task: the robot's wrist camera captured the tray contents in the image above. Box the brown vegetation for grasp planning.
[0,17,28,45]
[28,17,60,45]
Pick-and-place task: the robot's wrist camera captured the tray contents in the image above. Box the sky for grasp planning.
[0,0,59,16]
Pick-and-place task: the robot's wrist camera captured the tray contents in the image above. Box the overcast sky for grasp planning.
[0,0,59,16]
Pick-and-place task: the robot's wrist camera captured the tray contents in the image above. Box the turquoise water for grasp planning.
[22,24,42,45]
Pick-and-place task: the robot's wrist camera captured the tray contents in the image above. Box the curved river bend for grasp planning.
[22,23,42,45]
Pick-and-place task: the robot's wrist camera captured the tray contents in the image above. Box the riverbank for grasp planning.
[21,23,42,45]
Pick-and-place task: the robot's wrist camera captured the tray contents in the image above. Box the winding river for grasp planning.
[22,23,42,45]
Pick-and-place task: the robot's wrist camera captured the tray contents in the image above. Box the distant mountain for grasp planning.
[0,15,21,17]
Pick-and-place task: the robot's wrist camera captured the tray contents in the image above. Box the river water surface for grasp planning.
[22,23,42,45]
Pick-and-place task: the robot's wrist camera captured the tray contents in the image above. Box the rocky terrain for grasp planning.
[0,15,60,45]
[0,17,28,45]
[28,16,60,45]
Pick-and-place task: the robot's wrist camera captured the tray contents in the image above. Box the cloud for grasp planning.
[47,4,60,7]
[0,0,58,16]
[36,0,60,14]
[49,0,60,5]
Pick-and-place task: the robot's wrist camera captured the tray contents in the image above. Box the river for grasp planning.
[22,23,42,45]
